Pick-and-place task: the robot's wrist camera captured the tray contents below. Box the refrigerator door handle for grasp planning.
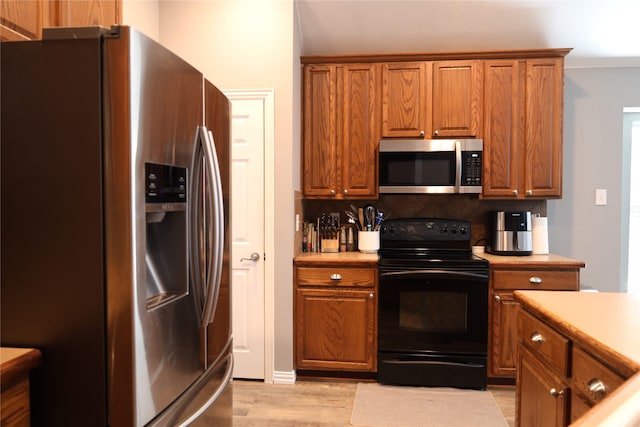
[200,127,224,325]
[189,126,218,326]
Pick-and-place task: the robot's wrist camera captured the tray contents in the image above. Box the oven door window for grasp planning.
[379,151,456,186]
[379,273,488,354]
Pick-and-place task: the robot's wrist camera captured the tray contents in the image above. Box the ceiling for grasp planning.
[295,0,640,68]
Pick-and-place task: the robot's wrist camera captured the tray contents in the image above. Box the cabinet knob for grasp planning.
[420,130,425,137]
[529,276,543,284]
[330,273,342,280]
[330,189,335,195]
[494,295,501,302]
[588,379,607,399]
[433,130,439,136]
[343,189,348,194]
[550,388,564,397]
[512,189,518,196]
[369,293,374,299]
[527,189,533,196]
[530,332,544,344]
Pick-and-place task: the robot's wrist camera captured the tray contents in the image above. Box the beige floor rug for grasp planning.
[350,383,509,427]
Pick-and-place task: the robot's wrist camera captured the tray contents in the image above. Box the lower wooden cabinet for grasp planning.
[294,265,377,372]
[489,265,581,380]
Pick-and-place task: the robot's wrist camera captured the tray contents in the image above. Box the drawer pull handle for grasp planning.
[588,379,607,399]
[330,273,342,280]
[529,276,543,284]
[530,332,544,344]
[550,388,564,397]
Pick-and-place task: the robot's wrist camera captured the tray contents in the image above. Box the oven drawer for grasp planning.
[296,267,376,288]
[493,269,579,291]
[518,309,570,376]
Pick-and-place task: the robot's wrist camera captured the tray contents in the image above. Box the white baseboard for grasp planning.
[272,370,296,384]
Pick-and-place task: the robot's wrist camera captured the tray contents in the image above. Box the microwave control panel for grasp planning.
[461,151,482,186]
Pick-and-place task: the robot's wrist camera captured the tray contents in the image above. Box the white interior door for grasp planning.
[227,92,266,379]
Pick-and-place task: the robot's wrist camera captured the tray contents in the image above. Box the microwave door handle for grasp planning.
[454,140,461,192]
[189,127,206,324]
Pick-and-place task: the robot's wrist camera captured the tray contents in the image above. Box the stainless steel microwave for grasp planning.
[379,139,483,194]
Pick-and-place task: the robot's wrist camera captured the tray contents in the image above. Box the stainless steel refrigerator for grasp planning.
[1,26,232,426]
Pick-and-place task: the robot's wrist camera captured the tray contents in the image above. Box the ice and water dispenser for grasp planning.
[145,162,188,309]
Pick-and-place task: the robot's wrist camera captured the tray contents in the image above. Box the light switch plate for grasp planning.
[595,188,607,206]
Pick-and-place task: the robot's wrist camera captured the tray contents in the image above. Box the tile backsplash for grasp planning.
[302,195,546,249]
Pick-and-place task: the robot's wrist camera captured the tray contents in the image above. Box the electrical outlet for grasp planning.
[595,189,607,206]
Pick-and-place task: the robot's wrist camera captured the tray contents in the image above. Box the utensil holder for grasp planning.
[358,231,379,253]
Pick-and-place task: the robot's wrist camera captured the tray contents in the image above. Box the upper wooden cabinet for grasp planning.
[381,60,483,138]
[483,57,564,199]
[303,63,378,199]
[1,0,121,41]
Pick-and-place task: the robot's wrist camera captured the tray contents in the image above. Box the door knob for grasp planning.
[240,252,260,262]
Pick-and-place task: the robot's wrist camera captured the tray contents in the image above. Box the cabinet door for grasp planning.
[55,0,121,27]
[0,0,46,40]
[381,62,428,138]
[489,291,519,378]
[524,58,563,198]
[482,60,524,198]
[431,60,483,138]
[340,64,378,198]
[303,65,338,197]
[518,345,568,427]
[295,287,376,371]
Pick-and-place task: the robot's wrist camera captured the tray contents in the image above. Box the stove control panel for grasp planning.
[380,218,470,242]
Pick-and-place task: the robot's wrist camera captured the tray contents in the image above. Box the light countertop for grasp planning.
[477,252,585,268]
[0,347,42,387]
[515,291,640,427]
[294,251,379,266]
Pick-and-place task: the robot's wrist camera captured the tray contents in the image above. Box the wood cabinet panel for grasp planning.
[340,64,378,197]
[55,0,120,28]
[482,57,564,199]
[296,267,376,287]
[381,62,427,137]
[518,344,569,427]
[493,269,580,291]
[483,60,524,197]
[303,65,338,197]
[1,0,44,40]
[525,58,564,198]
[432,60,483,137]
[1,0,121,41]
[489,265,580,380]
[295,287,376,371]
[303,64,377,199]
[519,309,570,376]
[571,345,625,406]
[294,265,377,373]
[490,291,519,377]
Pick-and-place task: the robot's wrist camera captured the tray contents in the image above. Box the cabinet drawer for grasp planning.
[572,346,626,405]
[493,269,579,291]
[296,267,375,287]
[518,309,570,376]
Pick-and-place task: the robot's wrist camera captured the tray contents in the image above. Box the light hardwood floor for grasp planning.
[233,380,515,427]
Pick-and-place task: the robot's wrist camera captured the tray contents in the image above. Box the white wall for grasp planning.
[549,66,640,292]
[122,0,160,41]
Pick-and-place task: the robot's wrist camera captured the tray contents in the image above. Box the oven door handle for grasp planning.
[379,269,488,280]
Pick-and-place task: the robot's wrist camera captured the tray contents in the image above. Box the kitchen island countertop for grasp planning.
[515,291,640,426]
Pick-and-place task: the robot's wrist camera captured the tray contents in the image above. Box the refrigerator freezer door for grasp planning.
[103,27,205,426]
